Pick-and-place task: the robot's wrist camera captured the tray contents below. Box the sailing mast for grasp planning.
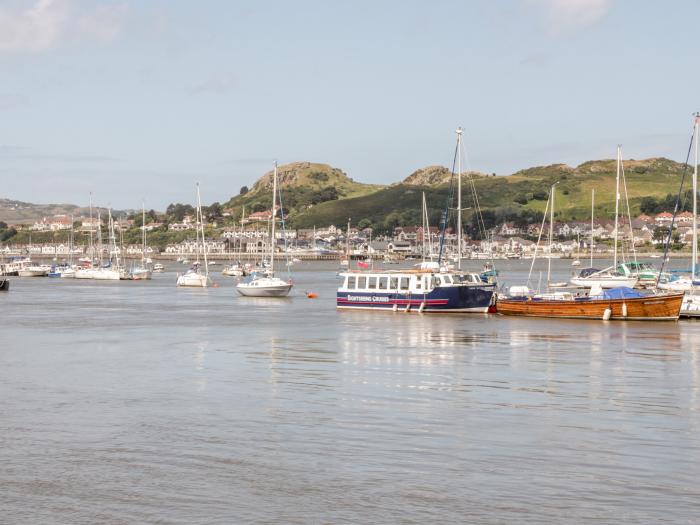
[693,113,699,282]
[422,192,429,261]
[346,218,351,261]
[270,161,278,276]
[613,145,621,268]
[142,201,147,267]
[196,183,209,280]
[547,183,556,288]
[456,127,463,270]
[590,189,595,267]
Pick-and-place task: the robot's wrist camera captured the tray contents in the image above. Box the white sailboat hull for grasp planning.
[92,269,121,280]
[131,268,152,280]
[681,294,700,317]
[18,267,48,277]
[61,268,76,278]
[177,272,208,287]
[570,276,638,289]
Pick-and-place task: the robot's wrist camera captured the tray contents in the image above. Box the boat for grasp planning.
[128,203,153,280]
[153,263,165,273]
[498,286,683,321]
[497,156,684,321]
[222,263,246,277]
[338,269,495,312]
[570,267,638,289]
[0,278,8,291]
[570,147,639,289]
[337,129,495,313]
[176,184,211,288]
[237,161,293,297]
[18,265,49,277]
[678,113,700,316]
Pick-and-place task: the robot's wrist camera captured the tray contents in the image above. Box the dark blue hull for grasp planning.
[337,284,495,313]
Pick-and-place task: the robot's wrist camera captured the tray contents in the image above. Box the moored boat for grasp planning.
[337,269,495,313]
[0,278,9,291]
[497,287,683,321]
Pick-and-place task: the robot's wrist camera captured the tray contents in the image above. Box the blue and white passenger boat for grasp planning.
[337,269,495,313]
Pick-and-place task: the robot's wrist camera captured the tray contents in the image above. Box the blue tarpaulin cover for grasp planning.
[599,287,644,299]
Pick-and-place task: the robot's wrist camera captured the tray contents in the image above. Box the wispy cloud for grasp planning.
[0,145,117,163]
[0,0,128,54]
[0,94,30,111]
[189,73,237,95]
[527,0,614,35]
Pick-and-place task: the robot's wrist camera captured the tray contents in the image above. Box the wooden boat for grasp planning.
[497,290,684,321]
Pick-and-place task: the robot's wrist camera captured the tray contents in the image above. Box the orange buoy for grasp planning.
[306,292,317,299]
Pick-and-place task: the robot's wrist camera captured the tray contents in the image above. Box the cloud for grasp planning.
[0,93,30,111]
[0,145,117,163]
[528,0,613,35]
[0,0,127,54]
[189,73,238,95]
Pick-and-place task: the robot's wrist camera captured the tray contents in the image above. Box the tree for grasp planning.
[240,186,249,195]
[357,218,373,230]
[0,221,7,230]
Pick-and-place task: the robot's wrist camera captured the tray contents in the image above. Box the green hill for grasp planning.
[223,162,383,221]
[284,157,690,231]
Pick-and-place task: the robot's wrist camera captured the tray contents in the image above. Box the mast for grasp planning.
[590,189,595,267]
[693,113,699,280]
[270,161,278,275]
[197,183,208,278]
[614,145,621,268]
[142,201,146,266]
[422,192,428,261]
[346,217,351,259]
[456,127,463,270]
[547,183,555,288]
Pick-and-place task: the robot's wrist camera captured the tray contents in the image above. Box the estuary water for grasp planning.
[1,260,700,524]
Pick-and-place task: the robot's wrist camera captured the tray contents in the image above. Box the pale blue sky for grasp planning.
[0,0,698,208]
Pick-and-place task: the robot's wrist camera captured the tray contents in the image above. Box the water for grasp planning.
[2,260,700,524]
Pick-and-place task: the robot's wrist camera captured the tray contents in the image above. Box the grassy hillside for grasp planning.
[289,157,689,230]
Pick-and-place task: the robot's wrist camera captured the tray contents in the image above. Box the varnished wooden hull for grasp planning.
[497,293,684,321]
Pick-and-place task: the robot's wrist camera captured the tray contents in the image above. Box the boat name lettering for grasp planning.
[347,295,390,303]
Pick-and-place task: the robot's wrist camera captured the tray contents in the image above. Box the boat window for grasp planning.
[415,279,422,290]
[378,277,389,290]
[399,277,409,291]
[369,276,378,289]
[443,275,453,284]
[431,277,439,288]
[358,276,367,289]
[389,277,398,290]
[347,276,357,289]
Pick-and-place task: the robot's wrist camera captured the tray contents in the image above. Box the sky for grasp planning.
[0,0,698,209]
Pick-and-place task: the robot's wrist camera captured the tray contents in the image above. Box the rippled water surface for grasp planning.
[2,260,700,524]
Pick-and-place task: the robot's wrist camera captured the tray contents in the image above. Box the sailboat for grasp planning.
[417,191,440,271]
[570,146,638,289]
[176,184,210,287]
[497,183,684,320]
[75,196,98,279]
[130,203,153,280]
[92,209,121,280]
[237,161,293,297]
[673,113,700,316]
[340,218,350,268]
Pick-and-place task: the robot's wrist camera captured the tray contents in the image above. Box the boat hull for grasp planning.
[176,273,208,287]
[337,284,495,313]
[236,282,292,297]
[570,277,638,289]
[18,269,48,277]
[680,295,700,318]
[497,293,683,321]
[0,279,8,291]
